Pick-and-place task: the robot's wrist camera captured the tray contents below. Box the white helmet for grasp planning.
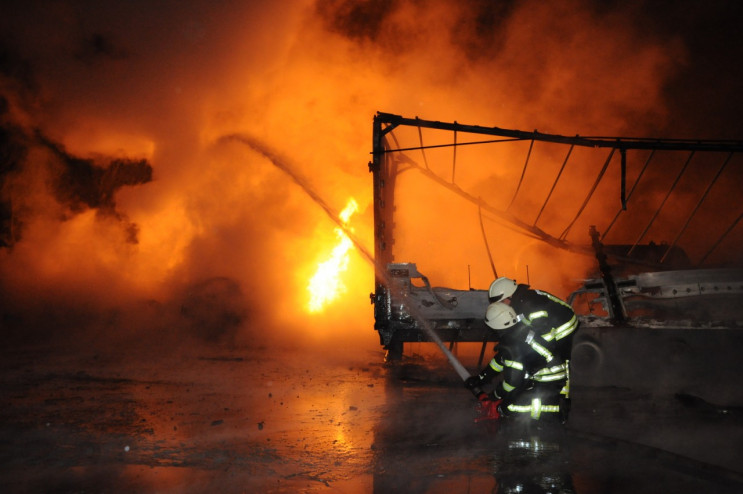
[488,277,518,302]
[484,302,520,331]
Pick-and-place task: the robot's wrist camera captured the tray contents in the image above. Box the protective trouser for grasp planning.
[503,382,569,422]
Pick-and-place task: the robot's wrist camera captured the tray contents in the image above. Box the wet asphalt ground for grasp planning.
[1,337,742,493]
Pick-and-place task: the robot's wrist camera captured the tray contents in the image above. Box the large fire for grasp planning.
[306,198,359,313]
[0,1,738,349]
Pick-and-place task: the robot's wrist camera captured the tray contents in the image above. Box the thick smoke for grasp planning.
[0,0,741,350]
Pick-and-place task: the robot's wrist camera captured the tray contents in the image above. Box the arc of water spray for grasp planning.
[221,134,375,265]
[221,133,473,382]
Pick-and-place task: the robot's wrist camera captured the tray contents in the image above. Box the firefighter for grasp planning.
[466,277,578,422]
[489,276,579,375]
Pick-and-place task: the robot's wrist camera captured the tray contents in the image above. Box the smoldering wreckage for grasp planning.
[3,112,743,493]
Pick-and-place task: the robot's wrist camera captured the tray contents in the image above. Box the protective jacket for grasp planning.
[473,284,578,420]
[509,284,578,352]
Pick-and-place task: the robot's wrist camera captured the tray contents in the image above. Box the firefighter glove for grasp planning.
[464,375,481,390]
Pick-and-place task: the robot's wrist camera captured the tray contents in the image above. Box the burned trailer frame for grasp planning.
[569,268,743,323]
[369,112,743,359]
[369,115,497,359]
[377,262,492,359]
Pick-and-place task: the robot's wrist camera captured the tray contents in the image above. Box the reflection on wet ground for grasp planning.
[377,357,743,494]
[1,341,742,493]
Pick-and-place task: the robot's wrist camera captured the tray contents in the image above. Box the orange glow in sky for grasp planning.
[1,1,741,348]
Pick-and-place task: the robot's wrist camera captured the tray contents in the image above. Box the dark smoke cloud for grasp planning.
[0,0,741,349]
[0,107,152,243]
[75,32,129,66]
[37,134,152,240]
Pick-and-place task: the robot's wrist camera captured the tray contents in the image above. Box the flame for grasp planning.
[306,198,359,313]
[0,2,734,348]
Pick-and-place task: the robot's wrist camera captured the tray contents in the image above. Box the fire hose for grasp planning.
[414,316,501,421]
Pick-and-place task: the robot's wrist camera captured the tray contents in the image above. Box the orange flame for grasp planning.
[306,198,359,313]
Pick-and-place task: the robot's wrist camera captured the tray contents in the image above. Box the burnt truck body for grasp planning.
[375,262,492,359]
[571,267,743,323]
[376,260,743,360]
[368,112,743,360]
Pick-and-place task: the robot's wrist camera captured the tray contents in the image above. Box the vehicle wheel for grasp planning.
[384,335,403,362]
